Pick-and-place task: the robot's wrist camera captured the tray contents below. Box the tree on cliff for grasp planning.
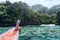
[56,9,60,25]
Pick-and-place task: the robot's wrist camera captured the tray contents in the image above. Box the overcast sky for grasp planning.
[0,0,60,8]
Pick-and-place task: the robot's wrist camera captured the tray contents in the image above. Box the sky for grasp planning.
[0,0,60,8]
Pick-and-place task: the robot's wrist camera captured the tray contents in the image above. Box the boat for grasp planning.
[40,24,55,26]
[0,20,21,40]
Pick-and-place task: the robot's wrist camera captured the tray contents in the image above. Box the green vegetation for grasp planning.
[0,1,59,26]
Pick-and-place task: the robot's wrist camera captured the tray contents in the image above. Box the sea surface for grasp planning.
[0,24,60,40]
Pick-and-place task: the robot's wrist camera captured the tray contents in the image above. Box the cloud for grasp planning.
[0,0,60,8]
[45,0,60,2]
[0,0,6,2]
[26,0,60,8]
[18,0,60,8]
[42,0,60,8]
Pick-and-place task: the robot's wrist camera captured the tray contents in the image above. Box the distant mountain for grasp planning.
[31,4,60,15]
[48,4,60,14]
[31,4,48,14]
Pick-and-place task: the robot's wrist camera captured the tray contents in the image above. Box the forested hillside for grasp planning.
[0,1,60,26]
[31,4,48,14]
[48,5,60,15]
[31,4,60,15]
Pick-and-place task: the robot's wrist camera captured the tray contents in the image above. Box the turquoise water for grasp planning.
[0,27,12,34]
[0,24,60,40]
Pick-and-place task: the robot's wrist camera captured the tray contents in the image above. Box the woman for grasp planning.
[14,20,21,34]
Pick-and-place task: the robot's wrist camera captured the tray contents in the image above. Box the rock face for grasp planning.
[31,4,48,14]
[56,10,60,25]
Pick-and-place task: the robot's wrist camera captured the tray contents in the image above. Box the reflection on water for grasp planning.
[0,24,60,40]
